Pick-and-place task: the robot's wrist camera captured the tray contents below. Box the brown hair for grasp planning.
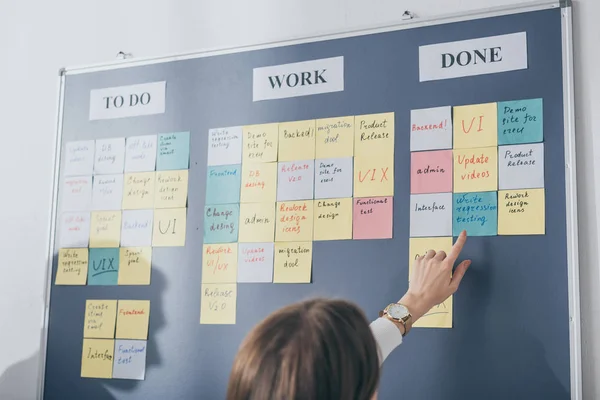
[226,298,380,400]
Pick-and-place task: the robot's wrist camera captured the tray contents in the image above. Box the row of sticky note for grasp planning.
[81,299,150,379]
[411,143,544,194]
[64,133,190,177]
[59,208,187,249]
[56,247,152,286]
[410,99,543,152]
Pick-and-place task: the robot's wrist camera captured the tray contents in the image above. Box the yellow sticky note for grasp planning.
[152,208,187,247]
[498,189,545,235]
[353,155,394,197]
[316,116,355,158]
[83,300,118,339]
[200,283,237,324]
[81,339,114,379]
[414,298,453,328]
[278,120,316,161]
[116,300,150,340]
[273,242,312,283]
[453,103,498,149]
[155,170,189,209]
[243,124,279,162]
[122,172,156,210]
[453,147,498,193]
[354,112,395,158]
[118,247,152,285]
[240,162,277,203]
[89,211,121,248]
[56,248,88,285]
[408,237,453,275]
[202,244,238,283]
[275,200,314,242]
[238,203,275,242]
[313,198,353,241]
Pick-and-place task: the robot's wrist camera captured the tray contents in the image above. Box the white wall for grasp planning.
[0,0,598,398]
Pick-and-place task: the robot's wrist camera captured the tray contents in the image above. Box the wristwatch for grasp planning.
[379,303,413,337]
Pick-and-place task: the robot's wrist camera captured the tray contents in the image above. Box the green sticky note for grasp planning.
[88,248,120,285]
[206,165,242,205]
[157,132,190,170]
[452,192,498,237]
[497,99,543,145]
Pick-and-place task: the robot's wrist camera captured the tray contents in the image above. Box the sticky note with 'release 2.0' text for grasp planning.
[200,284,237,324]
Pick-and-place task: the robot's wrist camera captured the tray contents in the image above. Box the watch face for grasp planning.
[388,304,409,320]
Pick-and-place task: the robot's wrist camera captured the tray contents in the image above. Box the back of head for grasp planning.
[227,298,380,400]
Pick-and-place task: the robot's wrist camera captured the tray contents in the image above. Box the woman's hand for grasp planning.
[400,230,471,322]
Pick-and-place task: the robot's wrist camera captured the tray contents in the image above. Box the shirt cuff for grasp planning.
[369,317,403,365]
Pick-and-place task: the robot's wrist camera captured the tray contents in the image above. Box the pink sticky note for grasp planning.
[353,197,393,239]
[411,150,453,194]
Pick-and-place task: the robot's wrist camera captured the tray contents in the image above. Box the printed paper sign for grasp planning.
[238,203,276,243]
[64,140,95,176]
[314,158,353,199]
[208,126,243,166]
[157,132,190,171]
[453,192,498,236]
[83,300,118,339]
[204,204,239,244]
[88,248,120,285]
[410,107,453,151]
[240,162,277,203]
[253,56,344,102]
[94,138,125,175]
[410,193,452,237]
[122,172,156,210]
[206,165,242,205]
[155,170,189,209]
[453,147,498,193]
[116,300,151,340]
[59,212,91,248]
[314,198,353,241]
[453,103,498,149]
[273,242,313,283]
[124,135,157,172]
[498,189,545,235]
[56,248,89,285]
[152,208,187,247]
[277,160,315,201]
[200,284,237,324]
[89,211,122,248]
[89,81,166,120]
[118,247,152,285]
[242,124,279,162]
[278,120,316,162]
[498,98,543,145]
[499,143,544,190]
[81,339,115,379]
[411,150,452,194]
[355,113,395,158]
[113,340,148,380]
[353,155,394,197]
[419,32,528,82]
[120,210,153,247]
[92,174,124,211]
[316,116,354,158]
[352,197,393,240]
[237,243,275,283]
[202,244,238,283]
[275,201,314,242]
[61,176,92,212]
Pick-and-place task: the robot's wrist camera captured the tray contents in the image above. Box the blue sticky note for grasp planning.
[453,192,498,236]
[88,248,119,285]
[157,132,190,170]
[206,165,242,205]
[204,204,239,243]
[497,99,543,145]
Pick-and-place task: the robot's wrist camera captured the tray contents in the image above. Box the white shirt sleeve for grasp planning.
[369,317,403,365]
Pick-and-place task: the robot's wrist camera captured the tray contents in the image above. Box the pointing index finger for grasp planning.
[447,230,467,263]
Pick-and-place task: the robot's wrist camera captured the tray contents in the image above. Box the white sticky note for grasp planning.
[121,210,154,247]
[276,160,315,201]
[208,127,243,166]
[125,135,157,172]
[95,138,126,174]
[237,243,274,283]
[64,140,95,176]
[314,158,353,199]
[498,143,544,190]
[410,107,453,151]
[59,212,91,248]
[410,193,452,237]
[112,340,147,380]
[61,176,92,212]
[92,174,124,211]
